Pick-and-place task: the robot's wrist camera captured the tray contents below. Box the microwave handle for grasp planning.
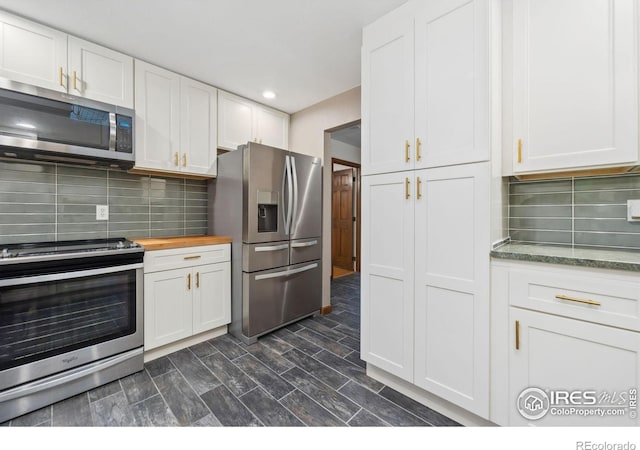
[109,112,117,151]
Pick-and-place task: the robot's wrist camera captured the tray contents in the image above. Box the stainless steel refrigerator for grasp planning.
[208,142,322,344]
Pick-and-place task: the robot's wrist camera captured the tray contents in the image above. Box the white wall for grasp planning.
[331,139,361,164]
[289,86,361,308]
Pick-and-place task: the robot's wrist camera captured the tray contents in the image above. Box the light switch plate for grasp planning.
[96,204,109,221]
[627,200,640,222]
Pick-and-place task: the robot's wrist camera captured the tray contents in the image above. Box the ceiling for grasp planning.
[0,0,408,114]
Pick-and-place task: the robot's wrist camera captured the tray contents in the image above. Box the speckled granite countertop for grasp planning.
[491,242,640,272]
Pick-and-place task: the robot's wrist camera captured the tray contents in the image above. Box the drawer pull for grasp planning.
[187,273,191,290]
[183,255,202,260]
[555,294,601,307]
[515,320,520,350]
[196,272,199,288]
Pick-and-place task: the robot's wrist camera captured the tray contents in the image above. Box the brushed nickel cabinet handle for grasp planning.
[555,294,601,307]
[183,255,202,260]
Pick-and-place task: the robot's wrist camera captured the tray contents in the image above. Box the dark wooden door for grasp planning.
[332,168,354,271]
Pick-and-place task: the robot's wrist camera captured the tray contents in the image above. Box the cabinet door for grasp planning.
[414,0,490,168]
[68,36,133,108]
[192,263,231,334]
[144,268,193,350]
[0,13,67,92]
[217,91,253,151]
[414,163,490,418]
[361,172,414,381]
[180,77,217,176]
[512,0,638,173]
[254,105,289,150]
[134,60,180,171]
[361,3,415,175]
[509,308,640,426]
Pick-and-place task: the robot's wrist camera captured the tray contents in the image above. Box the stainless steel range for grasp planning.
[0,238,144,423]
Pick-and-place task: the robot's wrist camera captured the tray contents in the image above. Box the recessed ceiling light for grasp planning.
[262,90,276,100]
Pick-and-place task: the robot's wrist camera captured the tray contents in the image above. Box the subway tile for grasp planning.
[0,203,54,214]
[509,217,572,231]
[57,165,107,179]
[109,221,150,231]
[57,193,108,205]
[0,180,55,194]
[0,167,55,184]
[57,222,107,234]
[510,229,572,245]
[56,213,98,224]
[0,213,54,224]
[509,192,572,206]
[0,233,56,244]
[574,190,640,205]
[150,228,184,238]
[0,223,55,235]
[0,192,56,204]
[57,175,107,189]
[509,205,572,218]
[57,231,108,241]
[509,179,572,194]
[574,232,640,249]
[109,186,150,198]
[574,175,640,191]
[110,196,150,207]
[574,205,628,219]
[574,218,640,234]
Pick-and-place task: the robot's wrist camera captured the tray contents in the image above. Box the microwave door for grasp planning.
[244,143,290,244]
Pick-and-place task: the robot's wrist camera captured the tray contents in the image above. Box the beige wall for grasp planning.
[289,86,361,308]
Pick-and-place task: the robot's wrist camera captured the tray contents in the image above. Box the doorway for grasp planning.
[328,122,361,279]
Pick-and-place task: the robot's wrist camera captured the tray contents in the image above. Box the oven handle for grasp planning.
[0,348,143,403]
[0,263,143,287]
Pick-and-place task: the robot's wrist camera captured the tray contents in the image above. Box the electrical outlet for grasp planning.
[96,205,109,221]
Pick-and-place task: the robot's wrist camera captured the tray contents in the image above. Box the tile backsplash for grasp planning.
[0,160,208,244]
[509,173,640,250]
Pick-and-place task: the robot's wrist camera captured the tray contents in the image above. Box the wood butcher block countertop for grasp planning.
[132,235,232,251]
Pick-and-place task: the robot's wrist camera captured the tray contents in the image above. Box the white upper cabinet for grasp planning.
[0,11,133,107]
[135,60,217,177]
[217,90,289,151]
[180,77,217,176]
[135,60,181,172]
[68,36,133,108]
[362,0,490,176]
[0,13,66,92]
[362,3,415,175]
[414,0,490,168]
[511,0,639,174]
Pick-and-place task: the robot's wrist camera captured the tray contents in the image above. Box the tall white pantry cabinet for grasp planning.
[361,0,493,420]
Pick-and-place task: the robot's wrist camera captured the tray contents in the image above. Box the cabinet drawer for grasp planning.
[509,267,640,332]
[144,244,230,273]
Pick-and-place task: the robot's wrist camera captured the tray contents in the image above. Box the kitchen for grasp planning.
[0,0,639,446]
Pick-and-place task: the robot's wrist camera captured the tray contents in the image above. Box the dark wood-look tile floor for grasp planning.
[2,273,460,427]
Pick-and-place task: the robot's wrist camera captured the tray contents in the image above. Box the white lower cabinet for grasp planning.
[143,244,231,351]
[362,162,490,418]
[492,260,640,426]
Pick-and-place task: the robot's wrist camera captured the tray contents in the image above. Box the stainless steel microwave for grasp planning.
[0,80,134,169]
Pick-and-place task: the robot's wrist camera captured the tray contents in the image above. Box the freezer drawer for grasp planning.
[290,238,321,265]
[242,261,321,338]
[242,241,290,272]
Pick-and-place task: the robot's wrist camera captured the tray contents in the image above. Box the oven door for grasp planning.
[0,259,143,391]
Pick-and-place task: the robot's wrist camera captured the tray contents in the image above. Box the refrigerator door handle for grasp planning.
[282,155,292,235]
[291,240,318,248]
[254,263,318,281]
[290,156,299,236]
[254,244,289,252]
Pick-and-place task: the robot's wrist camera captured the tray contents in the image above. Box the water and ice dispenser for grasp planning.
[257,190,278,233]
